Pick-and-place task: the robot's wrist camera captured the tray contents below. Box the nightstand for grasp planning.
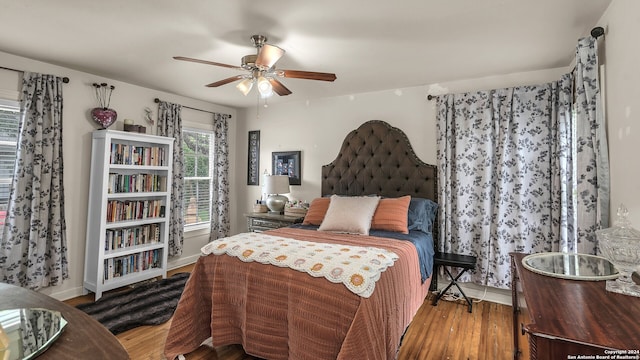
[245,212,304,232]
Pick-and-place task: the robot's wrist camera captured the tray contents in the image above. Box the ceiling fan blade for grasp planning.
[205,75,244,87]
[279,69,337,82]
[174,56,243,70]
[255,44,285,69]
[269,79,292,96]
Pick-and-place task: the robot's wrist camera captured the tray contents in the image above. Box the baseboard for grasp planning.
[432,274,512,306]
[167,254,200,271]
[45,287,85,302]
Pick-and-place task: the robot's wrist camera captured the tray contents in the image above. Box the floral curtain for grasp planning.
[436,79,573,289]
[0,72,68,290]
[574,36,610,254]
[210,113,230,240]
[157,101,184,256]
[435,36,608,288]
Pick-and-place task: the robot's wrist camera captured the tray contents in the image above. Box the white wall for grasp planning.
[597,0,640,226]
[0,51,236,300]
[234,68,568,234]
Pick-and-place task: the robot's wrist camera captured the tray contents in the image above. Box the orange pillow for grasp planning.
[302,197,331,225]
[370,196,411,234]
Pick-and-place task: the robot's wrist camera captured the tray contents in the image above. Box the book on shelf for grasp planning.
[110,143,167,166]
[154,225,160,243]
[106,199,166,222]
[107,173,168,194]
[104,223,162,251]
[103,248,162,281]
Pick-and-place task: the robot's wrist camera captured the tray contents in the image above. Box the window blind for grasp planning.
[0,101,19,232]
[182,129,214,227]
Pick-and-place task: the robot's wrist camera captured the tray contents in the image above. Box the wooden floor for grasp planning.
[65,264,526,360]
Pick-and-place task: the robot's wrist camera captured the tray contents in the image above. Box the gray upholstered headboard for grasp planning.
[322,121,438,289]
[321,120,437,202]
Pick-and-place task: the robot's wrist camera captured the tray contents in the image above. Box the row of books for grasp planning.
[109,143,168,166]
[105,223,161,251]
[107,173,167,194]
[103,249,162,281]
[106,200,165,222]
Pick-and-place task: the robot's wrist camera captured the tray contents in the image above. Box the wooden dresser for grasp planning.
[511,252,640,359]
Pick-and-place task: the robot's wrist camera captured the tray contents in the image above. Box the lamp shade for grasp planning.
[236,78,253,96]
[264,175,289,194]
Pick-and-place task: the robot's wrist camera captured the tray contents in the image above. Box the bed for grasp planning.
[164,120,438,360]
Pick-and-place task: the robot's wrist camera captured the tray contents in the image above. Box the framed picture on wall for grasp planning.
[272,151,301,186]
[247,130,260,185]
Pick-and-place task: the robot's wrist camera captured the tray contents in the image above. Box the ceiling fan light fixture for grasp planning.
[257,76,273,97]
[174,34,337,99]
[236,78,254,96]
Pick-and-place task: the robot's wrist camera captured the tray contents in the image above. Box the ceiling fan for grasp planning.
[174,35,337,97]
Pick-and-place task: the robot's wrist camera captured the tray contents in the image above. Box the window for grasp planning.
[182,128,214,229]
[0,99,20,235]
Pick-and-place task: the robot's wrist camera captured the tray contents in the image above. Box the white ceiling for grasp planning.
[0,0,611,109]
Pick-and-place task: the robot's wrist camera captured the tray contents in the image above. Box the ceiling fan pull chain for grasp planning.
[256,91,261,119]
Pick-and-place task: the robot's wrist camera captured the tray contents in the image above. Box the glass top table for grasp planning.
[522,252,619,281]
[0,308,67,360]
[0,283,128,360]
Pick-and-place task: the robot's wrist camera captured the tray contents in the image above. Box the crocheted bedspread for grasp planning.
[201,232,398,298]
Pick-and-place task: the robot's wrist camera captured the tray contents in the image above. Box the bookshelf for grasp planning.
[84,130,174,299]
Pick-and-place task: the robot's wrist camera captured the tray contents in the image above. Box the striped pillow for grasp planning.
[370,196,411,234]
[302,197,331,225]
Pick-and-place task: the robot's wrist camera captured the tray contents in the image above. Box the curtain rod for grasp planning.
[154,98,231,118]
[591,26,604,39]
[0,65,70,83]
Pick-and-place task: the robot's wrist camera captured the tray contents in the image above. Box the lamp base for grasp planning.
[266,194,287,214]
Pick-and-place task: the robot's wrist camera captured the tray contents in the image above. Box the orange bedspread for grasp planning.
[164,227,431,360]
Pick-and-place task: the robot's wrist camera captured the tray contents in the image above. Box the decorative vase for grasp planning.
[91,107,117,129]
[596,204,640,297]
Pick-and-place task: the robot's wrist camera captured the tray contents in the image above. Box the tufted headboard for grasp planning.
[321,120,437,201]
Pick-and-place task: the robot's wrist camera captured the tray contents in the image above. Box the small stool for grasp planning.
[432,252,477,313]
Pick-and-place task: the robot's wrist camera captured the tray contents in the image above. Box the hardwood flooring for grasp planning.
[65,264,525,360]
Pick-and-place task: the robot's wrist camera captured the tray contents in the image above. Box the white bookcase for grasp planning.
[84,130,174,299]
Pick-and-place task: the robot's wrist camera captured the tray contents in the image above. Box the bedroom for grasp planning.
[0,0,638,358]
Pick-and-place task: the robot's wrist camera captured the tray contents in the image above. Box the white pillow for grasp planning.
[318,195,381,235]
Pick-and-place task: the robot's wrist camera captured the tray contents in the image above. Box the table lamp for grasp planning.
[263,175,290,214]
